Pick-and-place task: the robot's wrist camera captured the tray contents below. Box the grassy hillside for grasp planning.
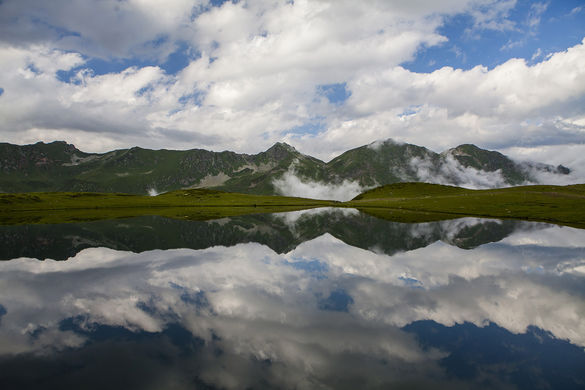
[349,182,585,228]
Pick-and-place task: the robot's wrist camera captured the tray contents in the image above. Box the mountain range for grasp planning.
[0,139,571,196]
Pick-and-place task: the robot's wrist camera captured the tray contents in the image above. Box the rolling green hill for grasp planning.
[348,182,585,229]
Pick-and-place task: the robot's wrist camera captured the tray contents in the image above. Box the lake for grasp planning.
[0,208,584,389]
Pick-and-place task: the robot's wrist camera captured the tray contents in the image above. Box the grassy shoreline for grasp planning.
[1,183,584,228]
[0,189,338,225]
[346,183,585,229]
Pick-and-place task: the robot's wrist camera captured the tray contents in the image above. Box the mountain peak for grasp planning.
[262,142,299,160]
[29,140,83,156]
[367,138,403,150]
[449,144,484,155]
[447,144,509,160]
[267,142,297,152]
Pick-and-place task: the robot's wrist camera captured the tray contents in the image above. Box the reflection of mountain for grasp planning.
[0,209,542,260]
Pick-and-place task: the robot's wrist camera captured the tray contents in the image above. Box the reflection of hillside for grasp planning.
[0,209,544,260]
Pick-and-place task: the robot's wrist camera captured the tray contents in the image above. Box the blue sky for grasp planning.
[407,0,585,72]
[0,0,584,173]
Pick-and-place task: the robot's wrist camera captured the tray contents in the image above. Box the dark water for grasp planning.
[0,208,584,389]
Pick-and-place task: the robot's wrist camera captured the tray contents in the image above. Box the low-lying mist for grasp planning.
[409,155,509,189]
[271,152,582,201]
[272,167,369,202]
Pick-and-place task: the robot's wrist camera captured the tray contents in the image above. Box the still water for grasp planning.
[0,208,584,389]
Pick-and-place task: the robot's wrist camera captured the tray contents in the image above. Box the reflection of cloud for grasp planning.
[500,224,585,247]
[271,207,359,227]
[439,217,501,240]
[0,222,584,387]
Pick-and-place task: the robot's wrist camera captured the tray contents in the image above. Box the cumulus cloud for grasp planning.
[0,0,583,168]
[326,39,585,150]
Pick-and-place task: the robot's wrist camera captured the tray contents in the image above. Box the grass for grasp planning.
[1,183,584,228]
[0,188,337,225]
[346,182,585,229]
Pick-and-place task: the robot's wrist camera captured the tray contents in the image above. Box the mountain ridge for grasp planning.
[0,139,571,195]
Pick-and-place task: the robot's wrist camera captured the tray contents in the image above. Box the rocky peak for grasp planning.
[262,142,299,160]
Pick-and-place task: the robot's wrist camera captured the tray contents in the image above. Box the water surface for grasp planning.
[0,209,584,389]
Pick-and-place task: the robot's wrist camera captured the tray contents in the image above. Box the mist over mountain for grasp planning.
[0,139,571,200]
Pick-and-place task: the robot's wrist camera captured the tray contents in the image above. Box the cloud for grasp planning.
[531,47,543,61]
[526,1,548,30]
[467,0,518,33]
[272,163,368,201]
[408,154,510,188]
[0,0,583,168]
[298,38,585,161]
[503,144,585,185]
[0,0,205,59]
[570,6,584,16]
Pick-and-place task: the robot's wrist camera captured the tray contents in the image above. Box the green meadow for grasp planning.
[1,183,584,228]
[347,183,585,229]
[0,189,337,225]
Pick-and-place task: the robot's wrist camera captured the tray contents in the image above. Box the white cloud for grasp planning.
[531,47,543,61]
[272,163,369,201]
[408,154,510,188]
[526,1,548,30]
[570,6,584,16]
[298,38,585,160]
[503,144,585,185]
[0,0,582,168]
[468,0,517,32]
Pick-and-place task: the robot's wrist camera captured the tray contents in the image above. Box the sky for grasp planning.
[0,0,584,166]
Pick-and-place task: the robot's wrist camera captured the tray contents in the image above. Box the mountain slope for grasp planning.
[324,140,441,186]
[313,139,570,188]
[0,141,323,195]
[0,139,571,195]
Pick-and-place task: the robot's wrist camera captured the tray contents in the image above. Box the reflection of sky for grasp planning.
[0,222,584,388]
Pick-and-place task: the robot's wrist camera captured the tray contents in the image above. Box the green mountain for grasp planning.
[0,139,570,195]
[321,140,570,187]
[324,140,441,186]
